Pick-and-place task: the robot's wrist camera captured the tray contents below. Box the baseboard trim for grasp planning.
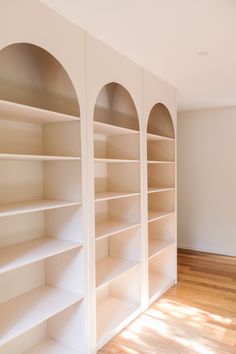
[177,243,236,257]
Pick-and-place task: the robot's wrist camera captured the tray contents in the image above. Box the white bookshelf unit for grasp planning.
[0,44,85,354]
[93,83,142,348]
[0,5,177,353]
[147,103,176,304]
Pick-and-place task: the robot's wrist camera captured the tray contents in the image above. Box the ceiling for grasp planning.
[41,0,236,111]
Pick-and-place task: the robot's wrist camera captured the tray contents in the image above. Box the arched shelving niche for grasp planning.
[0,43,85,354]
[94,82,139,131]
[147,103,174,139]
[0,43,80,116]
[146,102,176,304]
[93,82,141,348]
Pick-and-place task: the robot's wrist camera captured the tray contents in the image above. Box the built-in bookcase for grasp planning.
[0,33,177,353]
[147,103,176,303]
[0,44,85,354]
[93,83,141,348]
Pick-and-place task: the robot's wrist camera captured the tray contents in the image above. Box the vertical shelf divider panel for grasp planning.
[0,43,85,354]
[96,267,141,349]
[86,34,145,353]
[93,81,142,350]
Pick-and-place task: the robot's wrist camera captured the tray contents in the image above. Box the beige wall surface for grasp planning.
[178,107,236,256]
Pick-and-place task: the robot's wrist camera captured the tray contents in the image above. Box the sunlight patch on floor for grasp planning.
[116,297,236,353]
[119,344,140,354]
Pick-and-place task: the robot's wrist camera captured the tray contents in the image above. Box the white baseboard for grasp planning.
[177,243,236,257]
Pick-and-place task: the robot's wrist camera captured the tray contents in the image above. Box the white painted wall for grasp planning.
[178,107,236,256]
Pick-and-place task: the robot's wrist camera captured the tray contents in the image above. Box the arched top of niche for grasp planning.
[94,82,139,131]
[0,42,80,117]
[147,103,174,138]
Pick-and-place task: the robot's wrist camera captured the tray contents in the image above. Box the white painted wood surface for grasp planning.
[96,256,139,288]
[0,237,82,274]
[0,200,81,217]
[0,8,176,352]
[0,154,81,161]
[0,99,79,124]
[24,338,82,354]
[0,285,82,346]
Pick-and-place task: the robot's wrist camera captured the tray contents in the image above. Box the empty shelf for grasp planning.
[24,339,82,354]
[95,191,140,202]
[148,210,174,222]
[148,187,175,194]
[96,256,139,288]
[0,99,80,124]
[95,220,140,239]
[0,153,81,161]
[148,240,174,259]
[0,237,82,274]
[147,133,174,142]
[94,121,139,136]
[97,296,139,343]
[0,285,82,346]
[0,200,81,217]
[148,160,175,164]
[149,274,174,301]
[94,158,139,163]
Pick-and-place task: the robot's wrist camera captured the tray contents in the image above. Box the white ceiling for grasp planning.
[41,0,236,111]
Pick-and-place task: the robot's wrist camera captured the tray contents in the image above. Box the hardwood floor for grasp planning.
[98,249,236,354]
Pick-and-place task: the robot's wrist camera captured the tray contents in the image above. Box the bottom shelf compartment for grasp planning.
[96,267,141,349]
[97,296,139,342]
[148,245,176,303]
[0,285,82,346]
[24,338,82,354]
[0,246,85,353]
[0,302,85,354]
[149,274,173,301]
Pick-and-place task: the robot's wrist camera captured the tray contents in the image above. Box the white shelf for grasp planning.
[94,120,138,136]
[24,339,82,354]
[96,256,139,288]
[94,158,139,163]
[148,240,174,259]
[0,200,81,217]
[0,99,80,124]
[95,191,140,202]
[0,285,82,346]
[149,274,174,301]
[0,153,81,161]
[148,187,175,194]
[148,210,174,222]
[0,237,82,274]
[148,160,175,164]
[97,296,139,343]
[95,220,140,239]
[147,133,174,142]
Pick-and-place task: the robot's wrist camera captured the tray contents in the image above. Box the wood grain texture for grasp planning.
[98,249,236,353]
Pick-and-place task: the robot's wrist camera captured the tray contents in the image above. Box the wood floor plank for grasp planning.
[98,249,236,354]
